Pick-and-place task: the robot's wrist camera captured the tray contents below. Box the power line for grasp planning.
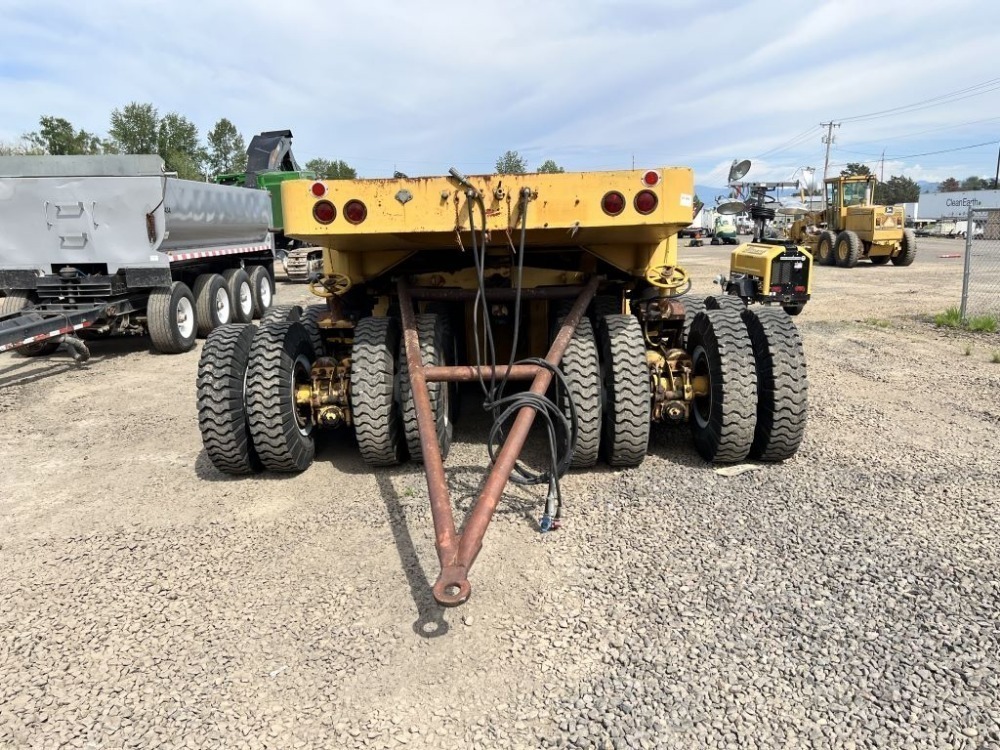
[837,77,1000,124]
[753,125,822,159]
[839,115,1000,150]
[828,139,1000,170]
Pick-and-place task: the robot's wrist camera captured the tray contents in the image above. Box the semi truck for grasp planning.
[0,155,276,360]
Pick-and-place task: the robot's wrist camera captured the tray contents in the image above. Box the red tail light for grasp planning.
[311,182,327,197]
[794,285,806,292]
[313,200,336,224]
[634,190,658,215]
[602,191,626,216]
[770,285,783,292]
[642,170,660,186]
[344,199,368,224]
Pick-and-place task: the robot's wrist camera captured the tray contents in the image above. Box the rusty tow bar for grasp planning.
[397,276,600,606]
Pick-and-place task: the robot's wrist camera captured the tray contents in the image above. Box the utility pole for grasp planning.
[821,121,840,208]
[879,149,885,183]
[994,143,999,190]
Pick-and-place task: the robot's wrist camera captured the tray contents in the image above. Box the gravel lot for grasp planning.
[2,236,999,749]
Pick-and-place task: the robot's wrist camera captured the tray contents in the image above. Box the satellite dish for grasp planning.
[717,200,747,215]
[776,202,809,216]
[728,159,752,183]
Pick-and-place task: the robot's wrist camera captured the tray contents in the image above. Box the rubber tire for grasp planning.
[245,320,316,473]
[193,273,231,337]
[835,230,861,268]
[893,228,917,267]
[597,314,651,467]
[351,317,404,466]
[260,304,303,326]
[681,296,706,350]
[705,294,746,314]
[398,314,452,462]
[869,254,890,266]
[299,304,328,359]
[741,307,808,461]
[782,303,804,316]
[688,309,757,463]
[711,237,720,246]
[148,282,197,354]
[590,294,621,322]
[816,230,837,266]
[556,317,602,469]
[0,292,61,356]
[196,323,261,475]
[223,268,254,324]
[248,266,274,319]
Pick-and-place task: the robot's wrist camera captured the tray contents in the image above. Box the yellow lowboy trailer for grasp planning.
[195,165,808,606]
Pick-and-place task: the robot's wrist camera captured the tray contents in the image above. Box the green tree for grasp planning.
[25,116,102,155]
[109,102,160,155]
[938,177,961,192]
[0,140,45,156]
[305,158,357,179]
[537,159,564,174]
[960,175,990,191]
[158,112,204,179]
[495,150,527,174]
[840,162,872,177]
[875,175,920,205]
[692,193,703,217]
[206,118,247,176]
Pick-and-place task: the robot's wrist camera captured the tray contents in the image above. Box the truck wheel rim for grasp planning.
[176,297,195,339]
[215,287,230,323]
[260,278,272,308]
[291,354,313,437]
[238,282,253,317]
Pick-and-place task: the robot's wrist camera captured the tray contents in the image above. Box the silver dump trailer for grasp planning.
[0,155,276,359]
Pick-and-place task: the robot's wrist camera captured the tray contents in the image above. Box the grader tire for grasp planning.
[196,323,261,475]
[681,296,707,350]
[351,317,404,466]
[835,230,861,268]
[597,314,650,467]
[705,294,746,314]
[557,317,602,469]
[590,294,622,322]
[688,309,757,463]
[299,304,328,359]
[893,228,917,267]
[398,314,452,462]
[741,307,808,461]
[0,292,60,356]
[816,230,837,266]
[245,320,316,473]
[260,304,303,325]
[869,254,890,266]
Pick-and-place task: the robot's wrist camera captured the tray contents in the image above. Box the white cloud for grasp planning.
[1,0,997,186]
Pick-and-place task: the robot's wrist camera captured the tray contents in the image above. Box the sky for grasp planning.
[2,0,999,189]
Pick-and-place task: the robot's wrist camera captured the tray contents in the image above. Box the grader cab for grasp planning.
[195,163,808,606]
[788,174,916,268]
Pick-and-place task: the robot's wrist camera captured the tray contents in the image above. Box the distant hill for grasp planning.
[916,180,937,194]
[694,184,731,206]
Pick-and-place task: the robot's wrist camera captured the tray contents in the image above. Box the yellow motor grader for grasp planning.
[788,174,916,268]
[195,160,808,606]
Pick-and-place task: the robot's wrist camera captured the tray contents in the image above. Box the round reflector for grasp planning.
[602,191,626,216]
[311,182,327,197]
[313,200,336,224]
[642,170,659,186]
[343,199,368,224]
[634,190,658,215]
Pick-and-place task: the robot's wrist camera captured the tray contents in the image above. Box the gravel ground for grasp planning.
[2,237,999,749]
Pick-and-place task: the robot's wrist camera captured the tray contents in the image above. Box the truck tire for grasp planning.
[193,273,231,337]
[681,296,706,350]
[245,319,316,473]
[597,314,650,467]
[300,304,328,359]
[688,309,757,463]
[705,294,746,314]
[892,229,917,267]
[816,230,837,266]
[0,292,61,356]
[148,282,197,354]
[196,323,260,475]
[398,314,452,462]
[741,307,807,461]
[590,294,621,322]
[557,317,602,468]
[351,317,404,466]
[869,254,890,266]
[248,266,274,318]
[260,304,303,326]
[835,230,861,268]
[223,268,254,324]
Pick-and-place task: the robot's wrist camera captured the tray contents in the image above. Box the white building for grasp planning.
[916,189,1000,220]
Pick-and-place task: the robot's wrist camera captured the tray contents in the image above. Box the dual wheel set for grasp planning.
[197,296,809,478]
[145,267,273,354]
[815,228,916,268]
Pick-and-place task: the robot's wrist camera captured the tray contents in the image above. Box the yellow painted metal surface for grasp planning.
[283,168,694,283]
[729,242,813,295]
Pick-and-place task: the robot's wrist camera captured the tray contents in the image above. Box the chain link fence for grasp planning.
[960,208,1000,320]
